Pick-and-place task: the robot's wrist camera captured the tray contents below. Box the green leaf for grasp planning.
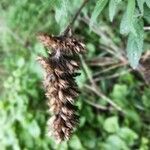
[103,116,119,133]
[142,88,150,108]
[81,130,97,149]
[140,137,149,150]
[69,135,83,150]
[79,117,86,127]
[17,57,25,68]
[112,84,128,99]
[120,11,130,34]
[126,109,141,128]
[57,141,68,150]
[109,0,122,22]
[143,5,150,23]
[27,120,41,138]
[136,0,145,14]
[118,127,138,146]
[127,19,144,69]
[54,0,69,31]
[90,0,108,28]
[54,0,68,22]
[127,0,136,33]
[111,84,128,107]
[104,135,129,150]
[86,43,96,58]
[82,106,94,123]
[120,0,136,35]
[76,70,87,88]
[145,0,150,8]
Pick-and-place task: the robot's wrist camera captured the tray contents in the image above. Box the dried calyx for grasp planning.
[37,29,86,142]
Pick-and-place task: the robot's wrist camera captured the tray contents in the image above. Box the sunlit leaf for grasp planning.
[104,116,119,133]
[143,5,150,23]
[104,135,129,150]
[109,0,122,22]
[120,11,130,34]
[120,0,136,35]
[54,0,70,31]
[145,0,150,8]
[136,0,145,14]
[28,120,41,138]
[118,127,138,146]
[127,19,144,69]
[69,135,83,149]
[90,0,108,28]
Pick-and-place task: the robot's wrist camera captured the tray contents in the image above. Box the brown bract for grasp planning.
[37,30,86,142]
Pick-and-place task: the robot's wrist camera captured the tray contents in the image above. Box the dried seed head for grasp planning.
[37,31,86,142]
[37,33,59,50]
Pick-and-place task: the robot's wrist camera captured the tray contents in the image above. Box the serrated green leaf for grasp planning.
[109,0,122,22]
[90,0,108,28]
[127,19,144,69]
[120,0,136,35]
[145,0,150,8]
[136,0,145,14]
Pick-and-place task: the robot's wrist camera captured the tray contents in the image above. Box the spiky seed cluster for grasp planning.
[37,30,86,142]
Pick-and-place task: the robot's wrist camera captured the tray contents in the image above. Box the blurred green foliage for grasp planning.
[0,0,150,150]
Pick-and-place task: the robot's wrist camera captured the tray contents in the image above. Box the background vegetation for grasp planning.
[0,0,150,149]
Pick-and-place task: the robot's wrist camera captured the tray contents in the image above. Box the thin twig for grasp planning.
[79,55,95,86]
[88,57,118,67]
[93,62,127,77]
[83,99,108,110]
[84,84,124,113]
[64,0,88,35]
[94,69,132,82]
[80,16,127,63]
[80,55,124,113]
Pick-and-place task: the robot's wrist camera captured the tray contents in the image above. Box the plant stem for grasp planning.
[83,99,108,110]
[80,55,125,113]
[63,0,88,36]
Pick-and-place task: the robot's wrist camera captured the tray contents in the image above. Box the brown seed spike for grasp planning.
[37,33,59,50]
[37,28,86,142]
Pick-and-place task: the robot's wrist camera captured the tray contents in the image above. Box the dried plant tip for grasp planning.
[37,29,86,142]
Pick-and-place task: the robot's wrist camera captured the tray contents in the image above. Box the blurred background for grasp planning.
[0,0,150,149]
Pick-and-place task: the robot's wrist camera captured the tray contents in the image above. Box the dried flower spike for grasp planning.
[37,28,86,142]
